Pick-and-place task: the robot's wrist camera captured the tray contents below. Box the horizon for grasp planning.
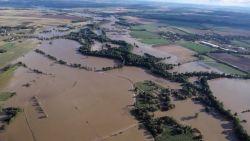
[0,0,250,7]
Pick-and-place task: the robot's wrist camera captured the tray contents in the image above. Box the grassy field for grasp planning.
[131,24,158,32]
[0,65,18,89]
[130,30,170,45]
[0,39,38,68]
[201,55,247,75]
[0,92,16,101]
[231,40,250,48]
[131,24,170,45]
[179,41,217,54]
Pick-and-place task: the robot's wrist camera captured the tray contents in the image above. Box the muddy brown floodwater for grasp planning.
[155,99,238,141]
[153,45,197,64]
[209,78,250,134]
[0,18,248,141]
[0,40,152,141]
[38,39,118,70]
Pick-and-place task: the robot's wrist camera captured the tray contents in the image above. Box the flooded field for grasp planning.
[209,78,250,133]
[172,61,221,73]
[153,45,197,64]
[0,46,150,141]
[107,66,181,90]
[1,8,250,141]
[38,39,118,70]
[155,99,238,141]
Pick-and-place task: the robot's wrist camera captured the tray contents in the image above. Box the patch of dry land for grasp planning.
[0,9,76,26]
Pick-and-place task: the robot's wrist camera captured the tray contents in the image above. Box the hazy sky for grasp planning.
[149,0,250,6]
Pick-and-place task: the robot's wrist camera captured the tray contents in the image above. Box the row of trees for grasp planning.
[196,77,250,141]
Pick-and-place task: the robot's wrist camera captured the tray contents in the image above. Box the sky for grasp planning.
[149,0,250,6]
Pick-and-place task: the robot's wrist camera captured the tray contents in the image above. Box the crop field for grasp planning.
[209,53,250,73]
[0,65,18,89]
[130,30,170,45]
[0,92,16,101]
[0,39,38,68]
[201,55,247,75]
[179,41,217,54]
[131,24,158,32]
[231,40,250,48]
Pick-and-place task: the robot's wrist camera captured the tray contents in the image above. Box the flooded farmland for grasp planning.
[1,6,250,141]
[38,39,118,70]
[0,40,151,141]
[155,99,238,141]
[209,78,250,133]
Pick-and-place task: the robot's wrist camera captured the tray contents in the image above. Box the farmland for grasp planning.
[178,41,217,54]
[201,55,247,75]
[0,39,38,68]
[130,25,170,45]
[0,2,250,141]
[208,53,250,73]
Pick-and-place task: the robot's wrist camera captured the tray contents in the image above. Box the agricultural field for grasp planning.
[178,41,217,54]
[0,39,38,68]
[130,25,170,45]
[0,92,16,101]
[131,24,158,32]
[0,9,75,26]
[209,53,250,73]
[201,55,247,75]
[231,40,250,49]
[0,64,18,89]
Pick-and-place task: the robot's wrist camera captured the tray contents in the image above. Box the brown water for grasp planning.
[38,39,117,69]
[0,41,151,141]
[172,61,221,73]
[209,78,250,133]
[153,45,197,64]
[155,99,238,141]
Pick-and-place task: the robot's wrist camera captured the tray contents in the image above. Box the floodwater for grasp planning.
[153,45,197,64]
[0,41,151,141]
[36,27,71,39]
[1,15,249,141]
[155,99,238,141]
[107,66,181,90]
[172,61,221,73]
[38,39,118,70]
[209,78,250,133]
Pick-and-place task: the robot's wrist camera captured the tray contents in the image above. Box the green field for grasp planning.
[231,40,250,48]
[0,65,18,89]
[131,24,170,45]
[131,24,158,32]
[0,92,16,101]
[179,41,217,54]
[201,55,247,75]
[130,30,170,45]
[0,39,38,68]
